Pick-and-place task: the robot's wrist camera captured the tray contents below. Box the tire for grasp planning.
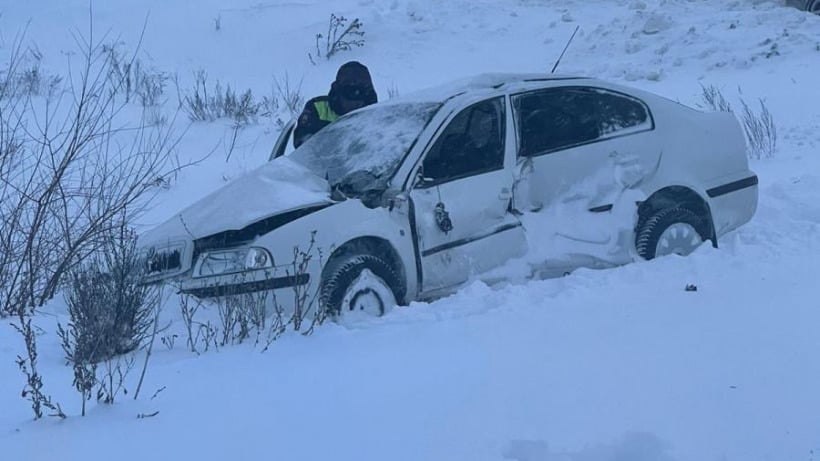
[809,0,820,14]
[321,254,401,320]
[635,207,709,260]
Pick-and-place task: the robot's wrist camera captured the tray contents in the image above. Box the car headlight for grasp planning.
[194,247,273,278]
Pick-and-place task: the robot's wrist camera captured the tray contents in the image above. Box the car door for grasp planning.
[269,119,296,161]
[409,96,526,293]
[511,86,660,213]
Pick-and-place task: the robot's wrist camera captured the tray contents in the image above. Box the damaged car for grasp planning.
[786,0,820,15]
[139,73,758,319]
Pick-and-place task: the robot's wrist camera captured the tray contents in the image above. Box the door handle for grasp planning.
[498,187,512,201]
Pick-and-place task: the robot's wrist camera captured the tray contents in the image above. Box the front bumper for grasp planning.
[179,267,311,298]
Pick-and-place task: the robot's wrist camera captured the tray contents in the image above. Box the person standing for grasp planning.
[293,61,378,148]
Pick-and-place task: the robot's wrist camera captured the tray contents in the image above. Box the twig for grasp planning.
[150,386,166,400]
[134,288,162,400]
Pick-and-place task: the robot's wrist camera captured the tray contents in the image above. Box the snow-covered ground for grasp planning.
[2,1,820,460]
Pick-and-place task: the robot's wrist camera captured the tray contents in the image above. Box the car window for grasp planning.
[421,97,505,184]
[513,87,650,156]
[592,89,651,136]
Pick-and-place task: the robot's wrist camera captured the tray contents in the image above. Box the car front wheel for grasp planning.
[321,254,401,321]
[635,207,709,260]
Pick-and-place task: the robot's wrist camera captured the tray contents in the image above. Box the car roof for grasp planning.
[392,72,587,105]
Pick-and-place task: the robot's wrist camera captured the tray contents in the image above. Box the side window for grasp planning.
[592,90,650,136]
[513,89,598,156]
[421,97,505,184]
[513,87,650,156]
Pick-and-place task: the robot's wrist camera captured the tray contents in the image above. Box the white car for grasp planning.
[139,74,758,319]
[786,0,820,14]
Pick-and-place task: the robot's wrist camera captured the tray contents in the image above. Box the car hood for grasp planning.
[140,156,332,246]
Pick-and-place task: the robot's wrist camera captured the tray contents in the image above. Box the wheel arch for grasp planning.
[321,236,409,304]
[637,185,716,245]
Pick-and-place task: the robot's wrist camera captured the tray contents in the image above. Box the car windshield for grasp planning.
[289,102,441,194]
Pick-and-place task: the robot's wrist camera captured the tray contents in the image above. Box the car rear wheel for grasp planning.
[635,207,709,260]
[321,254,400,322]
[809,0,820,14]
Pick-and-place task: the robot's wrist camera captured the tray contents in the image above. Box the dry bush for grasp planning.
[308,14,366,64]
[175,235,324,354]
[263,232,325,350]
[183,70,261,125]
[697,83,732,112]
[698,84,777,159]
[58,220,164,415]
[104,42,169,108]
[60,225,157,363]
[262,73,305,127]
[1,24,180,418]
[179,294,218,354]
[740,98,777,159]
[387,82,400,100]
[214,285,268,347]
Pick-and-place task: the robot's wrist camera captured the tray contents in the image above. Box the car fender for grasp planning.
[636,101,752,232]
[252,199,418,301]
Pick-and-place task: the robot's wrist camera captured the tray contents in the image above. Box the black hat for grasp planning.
[328,61,378,115]
[335,61,373,87]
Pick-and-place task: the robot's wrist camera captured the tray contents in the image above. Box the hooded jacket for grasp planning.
[293,61,378,148]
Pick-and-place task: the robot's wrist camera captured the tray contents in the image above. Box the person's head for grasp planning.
[329,61,378,115]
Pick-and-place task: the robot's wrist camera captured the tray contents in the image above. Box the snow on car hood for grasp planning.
[140,156,331,245]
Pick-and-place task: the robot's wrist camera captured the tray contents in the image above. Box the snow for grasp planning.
[390,73,576,104]
[2,1,820,461]
[139,156,331,245]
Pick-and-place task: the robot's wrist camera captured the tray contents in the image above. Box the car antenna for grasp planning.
[550,25,580,74]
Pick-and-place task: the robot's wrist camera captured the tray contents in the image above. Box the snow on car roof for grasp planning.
[391,72,584,104]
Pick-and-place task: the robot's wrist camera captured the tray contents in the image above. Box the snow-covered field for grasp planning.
[2,1,820,460]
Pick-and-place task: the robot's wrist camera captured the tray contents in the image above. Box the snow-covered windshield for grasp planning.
[289,102,441,193]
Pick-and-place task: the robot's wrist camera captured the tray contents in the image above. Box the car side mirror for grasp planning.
[387,190,409,212]
[360,189,384,209]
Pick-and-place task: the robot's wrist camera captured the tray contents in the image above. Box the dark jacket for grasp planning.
[293,61,378,148]
[293,96,338,148]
